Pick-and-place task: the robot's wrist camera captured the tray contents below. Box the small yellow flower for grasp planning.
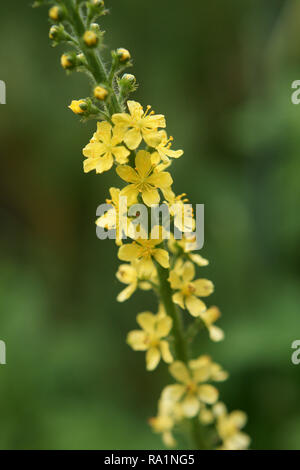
[116,150,173,206]
[68,99,87,114]
[94,86,108,101]
[199,306,224,342]
[151,131,183,164]
[112,100,166,149]
[116,261,155,302]
[213,402,250,450]
[168,259,214,317]
[83,30,98,47]
[83,121,130,174]
[163,189,194,232]
[118,227,170,274]
[127,312,173,370]
[117,48,131,62]
[61,54,74,69]
[168,234,209,267]
[161,358,220,418]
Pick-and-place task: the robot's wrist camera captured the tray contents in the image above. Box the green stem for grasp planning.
[64,0,121,115]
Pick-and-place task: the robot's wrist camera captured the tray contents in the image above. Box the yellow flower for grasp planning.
[213,402,250,450]
[94,86,108,101]
[68,99,87,115]
[83,121,130,174]
[161,358,220,418]
[117,48,131,62]
[118,226,170,274]
[116,261,156,302]
[168,259,214,317]
[127,312,173,370]
[151,131,183,164]
[112,100,166,149]
[83,30,98,47]
[116,150,173,206]
[163,189,194,232]
[61,54,74,70]
[199,306,224,342]
[149,415,176,448]
[49,6,61,21]
[96,187,131,245]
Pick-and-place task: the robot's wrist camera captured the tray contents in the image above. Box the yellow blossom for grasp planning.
[168,234,209,267]
[199,306,224,342]
[116,150,173,206]
[127,312,173,370]
[112,100,166,149]
[116,260,156,302]
[213,402,250,450]
[61,54,74,69]
[168,259,214,317]
[68,99,87,115]
[161,358,220,418]
[151,131,183,164]
[49,6,61,21]
[118,226,170,274]
[83,121,130,174]
[83,30,98,47]
[94,86,108,101]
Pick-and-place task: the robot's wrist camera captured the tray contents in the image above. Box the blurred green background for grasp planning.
[0,0,300,450]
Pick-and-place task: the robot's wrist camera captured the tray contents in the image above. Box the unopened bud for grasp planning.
[49,6,64,22]
[61,53,76,70]
[83,30,98,47]
[68,99,88,115]
[122,73,136,85]
[117,48,131,62]
[94,85,108,101]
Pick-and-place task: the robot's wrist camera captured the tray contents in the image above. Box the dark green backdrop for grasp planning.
[0,0,299,449]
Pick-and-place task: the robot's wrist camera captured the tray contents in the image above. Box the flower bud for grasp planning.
[117,48,131,62]
[83,30,98,47]
[61,53,76,70]
[49,6,64,22]
[68,99,88,115]
[121,74,136,85]
[92,0,104,6]
[94,85,108,101]
[49,24,66,42]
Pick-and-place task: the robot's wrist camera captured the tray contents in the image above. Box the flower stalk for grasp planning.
[34,0,251,450]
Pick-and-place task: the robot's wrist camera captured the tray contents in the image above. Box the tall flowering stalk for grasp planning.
[34,0,250,450]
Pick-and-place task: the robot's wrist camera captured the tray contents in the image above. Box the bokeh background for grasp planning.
[0,0,300,450]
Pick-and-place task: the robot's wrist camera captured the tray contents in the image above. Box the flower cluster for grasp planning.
[35,0,250,450]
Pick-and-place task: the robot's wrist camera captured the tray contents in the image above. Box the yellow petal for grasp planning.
[169,361,191,384]
[137,312,156,333]
[120,185,139,205]
[172,292,185,309]
[116,264,137,285]
[151,151,161,166]
[124,127,142,150]
[153,248,169,268]
[230,411,247,429]
[135,150,152,178]
[117,283,137,302]
[160,340,173,364]
[116,165,139,183]
[127,100,143,119]
[127,330,148,351]
[200,306,221,326]
[112,112,132,127]
[113,146,130,164]
[198,384,219,404]
[208,325,224,342]
[193,279,214,297]
[189,253,209,267]
[83,142,106,159]
[160,384,186,406]
[118,243,140,262]
[181,395,200,418]
[142,188,160,206]
[143,114,166,129]
[95,120,112,144]
[168,271,183,290]
[146,347,161,370]
[96,154,114,174]
[182,261,195,283]
[147,171,173,189]
[143,130,163,147]
[83,157,99,173]
[185,295,206,317]
[156,316,173,338]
